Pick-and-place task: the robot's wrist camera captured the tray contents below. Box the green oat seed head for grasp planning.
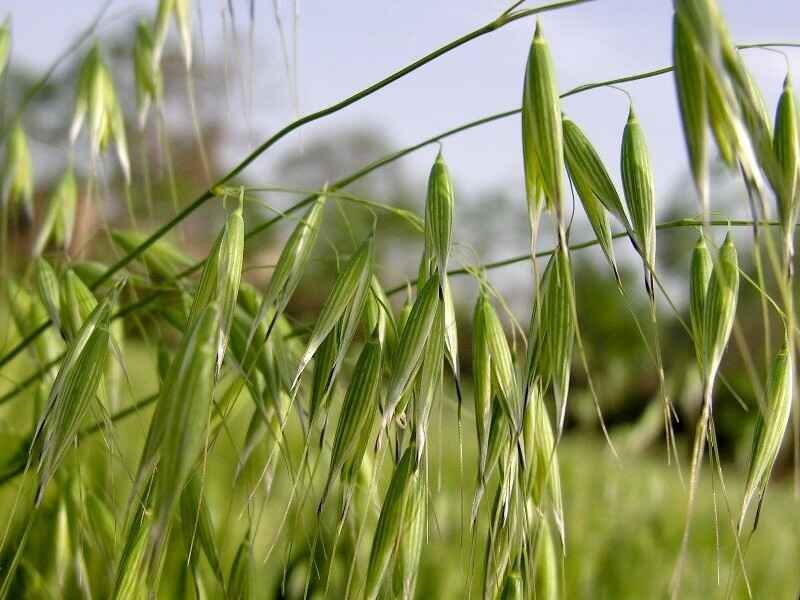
[227,531,256,600]
[2,122,33,218]
[33,166,77,256]
[60,269,99,340]
[133,20,161,128]
[527,244,574,435]
[145,304,220,577]
[739,341,793,532]
[382,275,440,432]
[773,74,799,237]
[292,235,373,390]
[34,257,61,336]
[620,104,656,296]
[562,116,623,283]
[364,446,418,600]
[0,20,9,78]
[392,474,426,600]
[522,20,564,219]
[253,192,325,343]
[31,295,115,506]
[320,333,382,511]
[70,44,130,180]
[425,151,455,285]
[689,235,713,364]
[473,290,493,478]
[672,12,709,209]
[700,233,739,383]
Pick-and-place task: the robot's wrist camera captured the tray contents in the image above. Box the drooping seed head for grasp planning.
[621,105,656,292]
[701,233,739,382]
[259,194,326,326]
[740,342,793,531]
[393,475,426,600]
[227,533,256,600]
[382,276,441,430]
[0,20,9,78]
[71,44,130,180]
[32,297,114,505]
[320,335,382,509]
[133,20,161,128]
[562,116,622,281]
[60,269,99,339]
[773,74,799,231]
[483,296,519,433]
[528,245,574,433]
[364,447,417,600]
[3,122,33,218]
[214,201,245,370]
[33,167,78,256]
[147,304,220,572]
[173,0,193,69]
[522,20,564,219]
[689,235,713,364]
[180,472,224,585]
[673,12,709,209]
[292,236,373,388]
[34,257,61,335]
[425,151,455,284]
[472,291,493,474]
[413,301,445,462]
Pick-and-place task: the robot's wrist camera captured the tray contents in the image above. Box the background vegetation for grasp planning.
[1,0,799,598]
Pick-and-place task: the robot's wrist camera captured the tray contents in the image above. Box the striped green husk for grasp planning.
[528,244,574,433]
[257,194,325,329]
[482,296,519,433]
[227,533,256,600]
[413,302,445,461]
[382,276,440,430]
[308,324,341,425]
[364,447,417,600]
[562,117,621,281]
[700,233,739,381]
[689,235,713,363]
[60,269,98,340]
[33,167,77,256]
[31,297,113,505]
[524,382,564,546]
[3,123,33,217]
[562,116,628,227]
[740,343,793,531]
[179,472,224,584]
[773,74,799,263]
[292,236,373,389]
[473,291,493,475]
[522,20,564,216]
[320,335,382,509]
[393,476,426,600]
[673,12,709,207]
[215,202,244,368]
[621,105,656,294]
[425,151,455,283]
[146,305,219,572]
